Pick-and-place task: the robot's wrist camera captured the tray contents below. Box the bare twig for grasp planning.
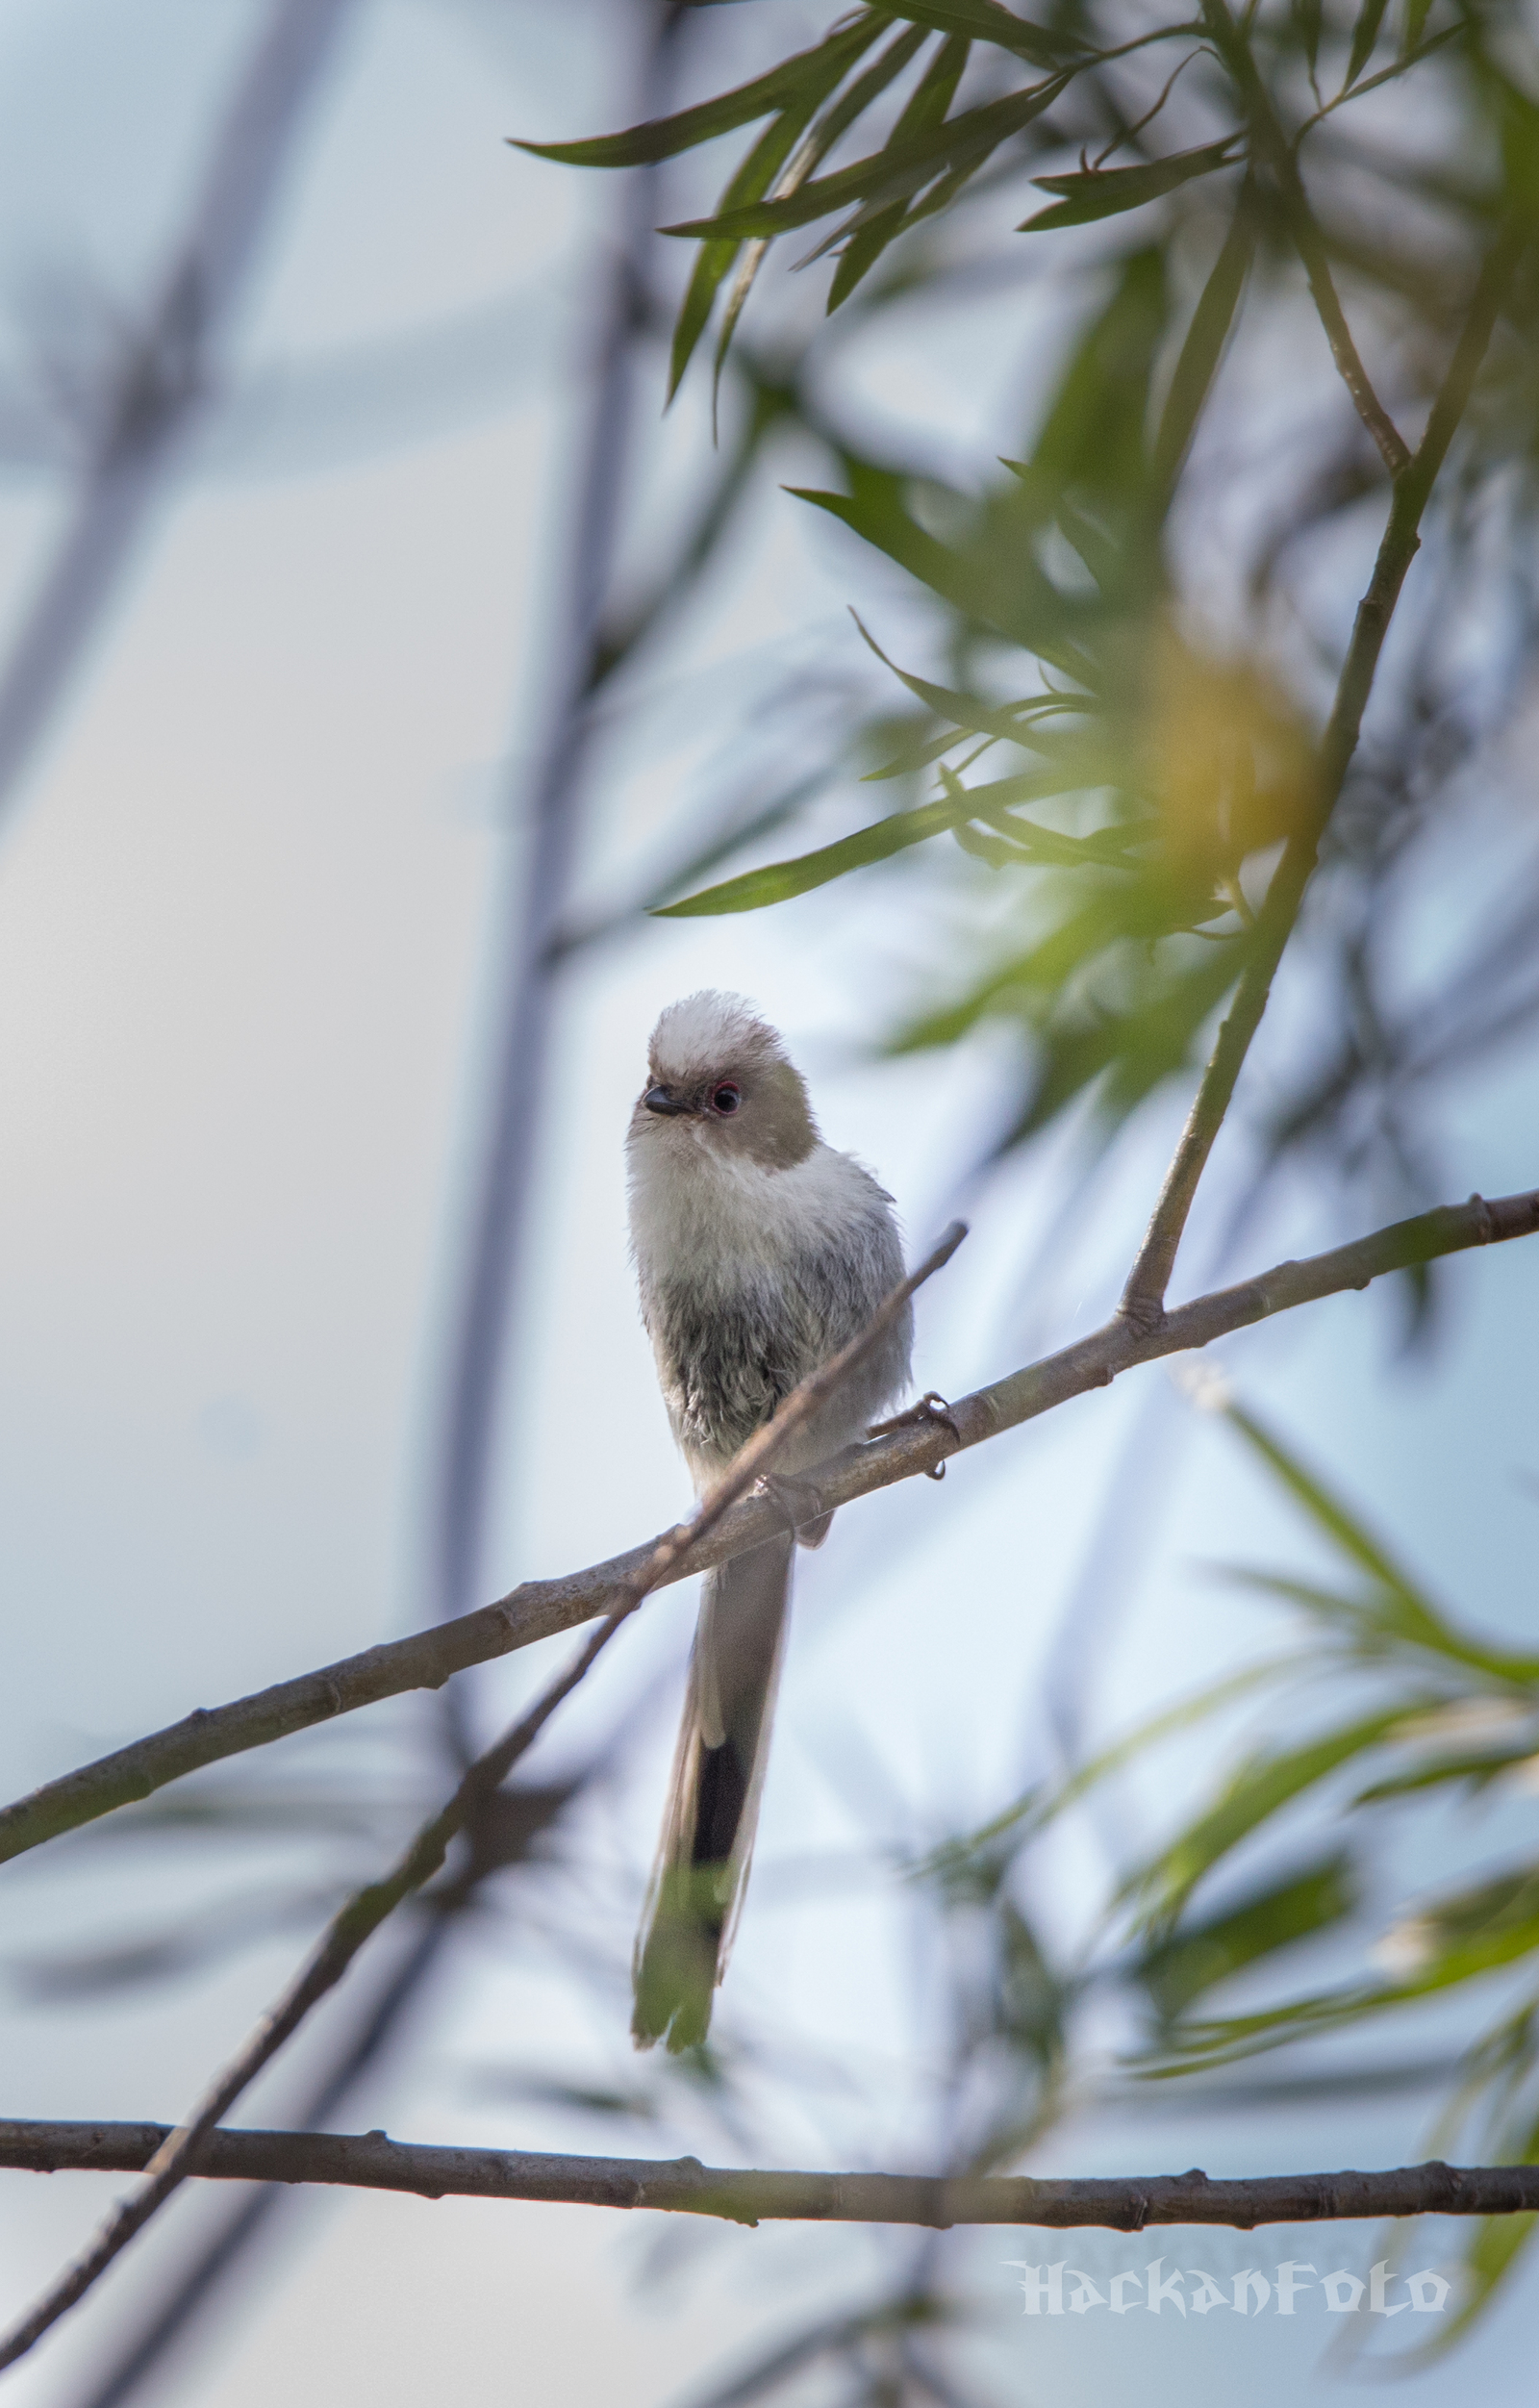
[3,2122,1535,2230]
[0,1229,965,2373]
[4,1186,1536,1867]
[1119,223,1526,1329]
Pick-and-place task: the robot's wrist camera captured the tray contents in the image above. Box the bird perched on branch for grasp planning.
[627,991,912,2050]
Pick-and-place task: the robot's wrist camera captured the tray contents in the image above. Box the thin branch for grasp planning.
[1199,0,1410,473]
[1119,221,1526,1328]
[3,1186,1536,1867]
[4,2123,1536,2229]
[0,1229,964,2373]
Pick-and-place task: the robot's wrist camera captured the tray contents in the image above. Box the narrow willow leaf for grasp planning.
[1018,135,1244,231]
[712,24,930,392]
[1353,1743,1539,1803]
[515,13,883,167]
[1024,246,1169,499]
[1438,2208,1539,2358]
[1151,180,1256,493]
[887,878,1238,1055]
[1294,0,1325,71]
[1218,1566,1539,1686]
[670,114,817,401]
[849,609,1089,750]
[665,78,1073,241]
[826,35,971,308]
[1126,1708,1412,1925]
[954,819,1024,866]
[1345,0,1394,88]
[1222,1403,1431,1597]
[669,17,890,393]
[880,0,1082,67]
[792,474,1092,672]
[1137,1853,1356,2022]
[650,793,973,917]
[1011,941,1249,1141]
[912,1657,1298,1888]
[1401,0,1435,54]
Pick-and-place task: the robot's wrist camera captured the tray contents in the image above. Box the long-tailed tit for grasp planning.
[626,991,911,2049]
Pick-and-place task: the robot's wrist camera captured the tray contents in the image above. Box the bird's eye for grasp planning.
[711,1082,742,1115]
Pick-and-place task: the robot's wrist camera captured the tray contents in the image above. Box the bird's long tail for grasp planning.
[632,1530,795,2051]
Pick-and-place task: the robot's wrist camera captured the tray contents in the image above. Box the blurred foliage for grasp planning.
[529,0,1539,1256]
[910,1389,1539,2365]
[1119,1396,1539,2353]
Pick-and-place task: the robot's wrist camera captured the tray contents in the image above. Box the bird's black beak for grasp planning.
[643,1083,694,1117]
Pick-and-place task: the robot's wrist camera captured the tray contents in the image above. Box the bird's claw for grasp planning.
[753,1469,828,1534]
[866,1390,961,1479]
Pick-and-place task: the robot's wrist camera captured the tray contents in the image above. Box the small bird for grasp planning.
[627,991,912,2050]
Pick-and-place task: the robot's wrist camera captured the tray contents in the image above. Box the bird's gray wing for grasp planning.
[631,1531,794,2052]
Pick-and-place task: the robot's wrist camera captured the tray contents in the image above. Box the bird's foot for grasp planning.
[753,1469,830,1536]
[866,1390,960,1480]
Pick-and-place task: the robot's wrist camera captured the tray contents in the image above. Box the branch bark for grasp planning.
[4,2122,1535,2230]
[4,1186,1536,1869]
[1118,219,1526,1328]
[0,1231,963,2373]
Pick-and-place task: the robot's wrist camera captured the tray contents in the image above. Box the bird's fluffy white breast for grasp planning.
[628,1127,891,1295]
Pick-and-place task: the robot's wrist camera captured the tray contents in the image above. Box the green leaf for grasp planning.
[1351,1743,1539,1803]
[1219,1567,1539,1686]
[1400,0,1435,55]
[1345,0,1394,89]
[1293,0,1325,73]
[669,112,819,401]
[1217,1405,1539,1684]
[879,0,1082,68]
[850,609,1087,752]
[665,77,1073,241]
[1024,246,1170,503]
[710,24,930,386]
[913,1657,1296,1892]
[1018,135,1245,232]
[1221,1404,1430,1594]
[1136,1853,1357,2022]
[1439,2205,1539,2356]
[1005,938,1249,1140]
[825,35,971,308]
[792,469,1093,672]
[1150,180,1256,492]
[514,13,884,166]
[1127,1707,1411,1926]
[649,793,975,917]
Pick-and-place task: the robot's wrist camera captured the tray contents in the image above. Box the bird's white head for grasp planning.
[630,991,819,1170]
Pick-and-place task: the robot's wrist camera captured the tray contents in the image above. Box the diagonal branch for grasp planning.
[4,2122,1537,2231]
[0,1229,964,2374]
[3,1186,1536,1868]
[1118,219,1526,1330]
